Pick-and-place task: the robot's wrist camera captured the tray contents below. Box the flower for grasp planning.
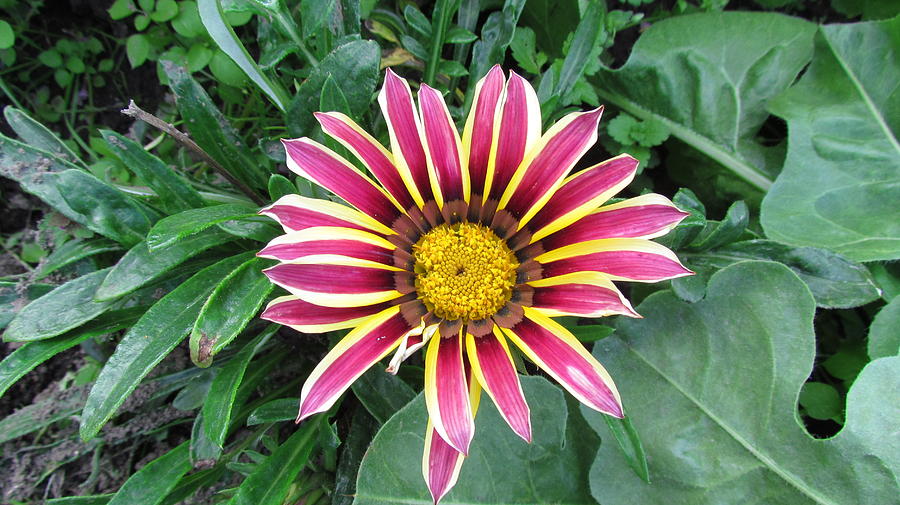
[258,66,691,503]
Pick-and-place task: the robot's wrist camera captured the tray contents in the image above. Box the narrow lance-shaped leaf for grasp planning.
[107,442,192,505]
[35,238,122,281]
[101,130,205,212]
[202,326,276,446]
[4,106,84,168]
[146,203,259,250]
[95,227,237,301]
[0,306,146,398]
[197,0,290,111]
[230,417,323,505]
[4,268,120,342]
[0,282,54,330]
[80,252,253,439]
[189,257,273,367]
[163,62,268,192]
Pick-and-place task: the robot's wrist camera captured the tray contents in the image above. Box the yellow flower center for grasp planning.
[413,222,519,321]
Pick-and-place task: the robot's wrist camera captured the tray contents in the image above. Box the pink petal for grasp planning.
[261,296,390,333]
[467,330,531,442]
[462,65,505,199]
[529,274,638,318]
[538,239,692,283]
[259,194,393,235]
[425,333,474,455]
[316,111,416,210]
[379,69,433,206]
[419,84,466,205]
[423,423,466,505]
[283,138,401,227]
[486,72,541,201]
[499,108,603,225]
[526,154,638,241]
[540,194,690,250]
[297,307,409,421]
[504,308,622,417]
[258,228,396,265]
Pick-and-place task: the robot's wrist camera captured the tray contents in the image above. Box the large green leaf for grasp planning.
[761,17,900,261]
[592,12,816,191]
[4,106,84,168]
[80,253,252,439]
[354,376,599,504]
[4,268,119,342]
[584,261,898,505]
[146,203,259,250]
[868,297,900,360]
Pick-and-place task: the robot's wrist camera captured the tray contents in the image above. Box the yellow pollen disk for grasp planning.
[413,222,519,321]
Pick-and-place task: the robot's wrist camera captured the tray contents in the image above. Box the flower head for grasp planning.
[259,66,690,503]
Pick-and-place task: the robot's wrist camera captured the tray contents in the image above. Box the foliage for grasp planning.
[1,1,897,504]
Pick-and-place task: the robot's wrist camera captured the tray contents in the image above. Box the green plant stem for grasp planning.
[0,76,25,109]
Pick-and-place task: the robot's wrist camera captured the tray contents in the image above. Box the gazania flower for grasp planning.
[258,66,691,503]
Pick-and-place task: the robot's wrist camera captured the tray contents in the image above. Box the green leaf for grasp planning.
[146,203,258,250]
[172,0,205,37]
[0,282,54,330]
[445,25,477,44]
[355,376,598,504]
[4,106,84,167]
[301,0,337,37]
[126,34,150,68]
[333,408,378,505]
[552,0,603,104]
[467,0,526,109]
[761,17,900,261]
[39,49,63,68]
[509,26,545,74]
[798,382,842,422]
[134,13,151,31]
[319,75,353,116]
[209,49,248,87]
[108,0,134,19]
[286,40,380,137]
[437,59,468,77]
[191,411,222,464]
[0,306,145,398]
[687,200,749,251]
[162,62,268,192]
[4,268,120,342]
[592,12,817,191]
[57,169,157,246]
[151,0,179,22]
[80,253,252,439]
[197,0,290,110]
[566,323,615,343]
[607,113,639,145]
[868,297,900,359]
[0,384,90,444]
[520,0,578,57]
[230,418,322,505]
[186,43,213,72]
[586,261,899,504]
[351,364,416,425]
[267,174,295,201]
[403,4,432,37]
[0,136,151,243]
[96,228,235,301]
[202,328,274,445]
[247,398,297,425]
[102,130,205,212]
[48,494,113,505]
[0,20,12,49]
[683,239,881,309]
[189,257,273,366]
[598,414,649,483]
[108,443,192,505]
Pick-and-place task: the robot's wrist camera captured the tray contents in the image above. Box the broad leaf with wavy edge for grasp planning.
[591,12,816,191]
[761,16,900,261]
[583,261,898,505]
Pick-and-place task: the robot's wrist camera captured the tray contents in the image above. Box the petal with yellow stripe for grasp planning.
[527,154,638,242]
[485,71,541,202]
[498,107,604,226]
[283,138,402,227]
[528,272,638,318]
[424,331,474,455]
[261,295,391,333]
[258,226,397,265]
[262,256,404,308]
[503,307,622,417]
[537,238,693,283]
[461,65,504,200]
[315,111,417,211]
[466,327,531,442]
[296,306,409,421]
[259,194,394,236]
[378,69,432,207]
[419,84,469,206]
